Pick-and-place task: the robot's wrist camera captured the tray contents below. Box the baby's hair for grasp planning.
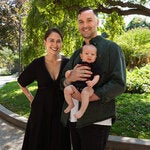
[81,44,97,53]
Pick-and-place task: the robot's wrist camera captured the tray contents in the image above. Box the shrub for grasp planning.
[126,64,150,93]
[115,28,150,69]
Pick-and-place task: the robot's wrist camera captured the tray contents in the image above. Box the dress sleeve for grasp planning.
[17,59,37,87]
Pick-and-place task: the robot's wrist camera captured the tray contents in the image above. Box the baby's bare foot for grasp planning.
[64,104,74,113]
[74,111,84,119]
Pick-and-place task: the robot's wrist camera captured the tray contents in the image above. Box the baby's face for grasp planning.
[80,46,97,63]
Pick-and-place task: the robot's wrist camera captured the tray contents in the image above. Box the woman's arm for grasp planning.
[18,83,34,103]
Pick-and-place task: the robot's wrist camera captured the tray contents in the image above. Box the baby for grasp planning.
[64,44,100,119]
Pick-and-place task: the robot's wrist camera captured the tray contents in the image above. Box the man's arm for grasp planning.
[94,43,126,103]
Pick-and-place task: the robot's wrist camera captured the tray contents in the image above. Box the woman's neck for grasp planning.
[45,54,61,62]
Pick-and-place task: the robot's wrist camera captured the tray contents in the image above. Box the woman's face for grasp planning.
[44,32,62,55]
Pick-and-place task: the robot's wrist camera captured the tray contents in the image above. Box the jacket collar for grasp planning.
[82,35,103,46]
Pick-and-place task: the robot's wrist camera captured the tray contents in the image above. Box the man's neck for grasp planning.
[84,35,98,44]
[84,39,90,44]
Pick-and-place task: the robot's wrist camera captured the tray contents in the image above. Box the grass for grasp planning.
[0,81,37,117]
[0,81,150,139]
[111,93,150,139]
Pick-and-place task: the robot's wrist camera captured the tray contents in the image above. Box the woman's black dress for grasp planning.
[18,56,71,150]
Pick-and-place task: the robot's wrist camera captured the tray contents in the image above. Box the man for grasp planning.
[61,7,126,150]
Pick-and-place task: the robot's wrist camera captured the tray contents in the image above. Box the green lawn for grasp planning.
[0,81,150,139]
[112,93,150,139]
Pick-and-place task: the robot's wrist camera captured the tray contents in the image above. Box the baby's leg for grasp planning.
[64,85,75,113]
[74,87,94,119]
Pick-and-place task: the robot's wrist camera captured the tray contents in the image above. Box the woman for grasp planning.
[18,28,71,150]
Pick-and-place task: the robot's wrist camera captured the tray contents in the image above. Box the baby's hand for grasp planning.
[86,80,94,87]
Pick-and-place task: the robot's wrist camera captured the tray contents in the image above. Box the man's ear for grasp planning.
[80,53,82,59]
[97,19,99,27]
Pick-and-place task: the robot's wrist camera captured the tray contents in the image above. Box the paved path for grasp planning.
[0,75,25,150]
[0,118,24,150]
[0,75,17,88]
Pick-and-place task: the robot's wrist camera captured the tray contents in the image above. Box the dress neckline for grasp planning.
[43,56,62,81]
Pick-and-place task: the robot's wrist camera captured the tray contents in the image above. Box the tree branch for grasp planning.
[96,1,150,17]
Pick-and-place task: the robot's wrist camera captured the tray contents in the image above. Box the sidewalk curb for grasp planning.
[0,104,27,130]
[0,104,150,150]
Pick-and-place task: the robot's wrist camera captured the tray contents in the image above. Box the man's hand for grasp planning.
[66,64,92,84]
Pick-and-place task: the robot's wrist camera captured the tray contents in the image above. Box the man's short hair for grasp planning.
[78,7,98,16]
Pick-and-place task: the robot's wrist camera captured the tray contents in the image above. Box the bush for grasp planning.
[111,93,150,139]
[0,68,11,75]
[115,28,150,69]
[126,64,150,93]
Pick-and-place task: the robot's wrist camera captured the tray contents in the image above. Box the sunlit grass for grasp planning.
[0,81,37,117]
[0,81,149,139]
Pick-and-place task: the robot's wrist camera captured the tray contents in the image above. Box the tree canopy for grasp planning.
[1,0,150,66]
[22,0,149,63]
[0,0,19,52]
[18,0,150,16]
[95,0,150,17]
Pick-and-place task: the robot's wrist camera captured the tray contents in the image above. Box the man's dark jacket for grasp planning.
[61,35,126,128]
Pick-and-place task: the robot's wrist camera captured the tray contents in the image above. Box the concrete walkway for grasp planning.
[0,118,24,150]
[0,75,150,150]
[0,75,24,150]
[0,75,17,88]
